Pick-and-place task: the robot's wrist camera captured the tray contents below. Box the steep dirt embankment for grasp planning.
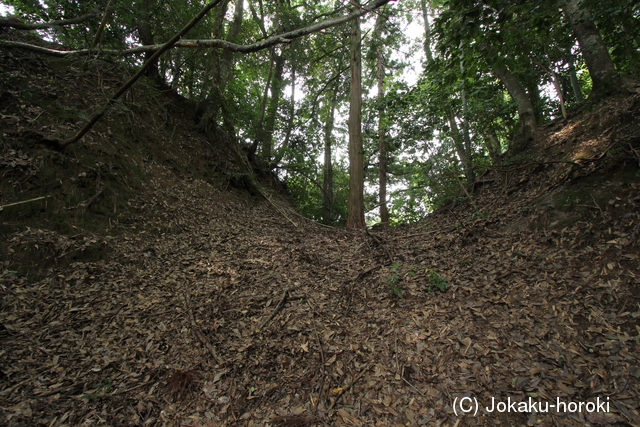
[0,36,249,255]
[1,37,640,426]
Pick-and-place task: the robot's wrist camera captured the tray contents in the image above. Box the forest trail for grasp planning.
[1,40,639,426]
[2,141,639,426]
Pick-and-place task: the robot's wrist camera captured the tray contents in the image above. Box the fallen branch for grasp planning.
[258,187,298,228]
[66,186,104,210]
[353,265,380,282]
[0,195,50,211]
[258,288,289,330]
[183,292,224,365]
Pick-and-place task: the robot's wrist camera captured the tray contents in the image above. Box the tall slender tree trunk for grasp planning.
[197,0,238,135]
[447,110,472,179]
[459,57,475,186]
[271,63,296,168]
[322,89,338,225]
[262,54,285,162]
[551,70,567,119]
[483,129,502,164]
[567,56,585,102]
[252,50,274,153]
[347,0,365,229]
[491,59,538,154]
[135,0,159,79]
[375,11,389,224]
[420,0,433,65]
[561,0,620,97]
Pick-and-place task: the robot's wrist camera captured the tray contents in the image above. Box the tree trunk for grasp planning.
[271,63,296,168]
[483,129,502,164]
[219,0,244,86]
[196,0,231,134]
[375,11,389,224]
[561,0,620,97]
[135,0,159,79]
[322,89,338,225]
[491,59,538,154]
[551,70,567,119]
[347,0,365,229]
[251,50,275,154]
[420,0,433,65]
[262,53,285,162]
[251,0,284,160]
[447,110,472,183]
[459,58,475,186]
[567,56,585,102]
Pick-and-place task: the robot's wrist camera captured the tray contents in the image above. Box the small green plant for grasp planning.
[424,269,449,293]
[386,272,403,298]
[385,264,404,298]
[467,210,490,221]
[80,378,113,399]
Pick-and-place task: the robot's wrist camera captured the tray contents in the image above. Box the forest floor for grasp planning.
[1,38,640,427]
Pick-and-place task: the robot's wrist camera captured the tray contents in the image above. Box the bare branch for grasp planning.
[0,40,86,57]
[0,12,98,30]
[134,0,394,54]
[1,0,394,57]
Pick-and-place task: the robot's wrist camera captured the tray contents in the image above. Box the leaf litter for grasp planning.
[2,146,639,426]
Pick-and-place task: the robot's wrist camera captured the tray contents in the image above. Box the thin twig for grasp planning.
[590,193,606,220]
[328,362,372,412]
[401,367,425,396]
[258,188,298,228]
[314,331,326,415]
[258,288,289,330]
[66,186,104,211]
[0,195,50,211]
[453,173,477,207]
[183,292,224,365]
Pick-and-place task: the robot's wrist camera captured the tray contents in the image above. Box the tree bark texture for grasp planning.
[135,0,159,79]
[420,0,433,65]
[491,59,538,154]
[567,56,585,102]
[561,0,619,97]
[376,12,389,224]
[322,89,338,225]
[347,0,365,229]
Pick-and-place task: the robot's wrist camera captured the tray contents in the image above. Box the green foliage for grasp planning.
[386,272,403,298]
[385,263,422,298]
[424,269,449,293]
[284,158,349,225]
[4,0,637,225]
[588,0,640,75]
[385,263,412,298]
[80,378,113,399]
